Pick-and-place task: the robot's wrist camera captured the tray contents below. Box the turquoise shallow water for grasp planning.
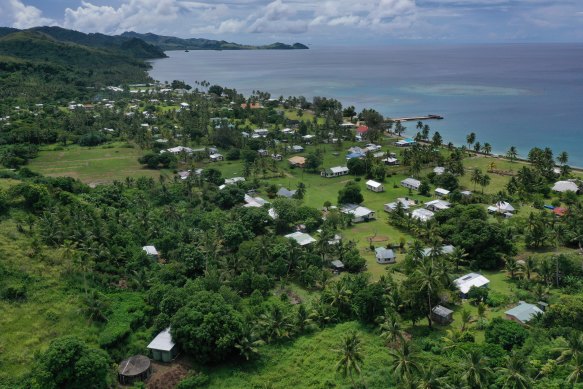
[148,44,583,166]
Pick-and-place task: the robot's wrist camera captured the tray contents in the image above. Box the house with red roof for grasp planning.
[356,125,369,134]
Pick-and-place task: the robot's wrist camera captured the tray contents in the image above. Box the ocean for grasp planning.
[148,44,583,166]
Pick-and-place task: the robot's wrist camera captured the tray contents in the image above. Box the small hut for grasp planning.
[118,355,151,385]
[148,327,178,362]
[431,305,454,325]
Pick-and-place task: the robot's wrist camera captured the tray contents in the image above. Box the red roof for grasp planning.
[357,125,369,133]
[553,207,567,217]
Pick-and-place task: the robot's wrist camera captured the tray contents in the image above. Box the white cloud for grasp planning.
[0,0,55,29]
[63,0,182,34]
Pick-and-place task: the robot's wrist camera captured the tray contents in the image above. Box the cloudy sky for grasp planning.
[1,0,582,45]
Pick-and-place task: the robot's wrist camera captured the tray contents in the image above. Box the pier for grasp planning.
[385,114,444,123]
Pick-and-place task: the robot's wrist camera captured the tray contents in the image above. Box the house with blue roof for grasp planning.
[505,301,544,325]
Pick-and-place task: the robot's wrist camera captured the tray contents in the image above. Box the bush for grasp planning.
[78,132,107,146]
[485,317,528,351]
[177,372,210,388]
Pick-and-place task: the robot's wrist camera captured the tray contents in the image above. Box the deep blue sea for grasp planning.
[148,44,583,166]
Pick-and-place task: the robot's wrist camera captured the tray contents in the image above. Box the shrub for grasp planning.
[485,317,528,351]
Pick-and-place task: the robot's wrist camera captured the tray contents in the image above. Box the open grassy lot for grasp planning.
[27,142,171,185]
[205,321,393,389]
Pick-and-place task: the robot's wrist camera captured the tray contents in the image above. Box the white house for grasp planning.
[425,199,451,212]
[209,153,224,162]
[411,208,434,222]
[285,232,317,246]
[254,128,269,137]
[366,180,384,192]
[147,328,178,362]
[220,177,246,190]
[384,198,413,213]
[552,180,579,193]
[401,178,421,190]
[422,245,455,258]
[321,166,350,178]
[244,194,270,208]
[142,246,159,258]
[271,154,283,161]
[383,157,399,166]
[433,166,445,175]
[292,145,304,153]
[453,273,490,298]
[341,204,376,223]
[435,188,450,197]
[257,149,269,157]
[375,247,396,264]
[488,201,515,215]
[163,146,193,154]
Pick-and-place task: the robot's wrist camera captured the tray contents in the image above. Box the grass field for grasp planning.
[205,321,394,389]
[27,143,171,185]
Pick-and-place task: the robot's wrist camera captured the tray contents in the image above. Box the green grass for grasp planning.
[27,142,171,184]
[204,321,394,389]
[0,218,100,383]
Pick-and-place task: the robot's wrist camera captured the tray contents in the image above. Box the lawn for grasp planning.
[204,321,394,389]
[27,143,171,185]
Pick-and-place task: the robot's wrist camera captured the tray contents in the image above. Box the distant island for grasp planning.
[122,31,309,51]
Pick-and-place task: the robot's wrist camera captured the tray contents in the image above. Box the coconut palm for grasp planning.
[461,350,492,389]
[555,332,583,365]
[448,247,468,272]
[379,310,405,346]
[507,146,518,163]
[235,329,265,361]
[442,328,464,350]
[460,308,472,332]
[567,353,583,384]
[471,168,482,191]
[414,261,443,329]
[557,151,569,166]
[483,143,492,155]
[416,364,444,389]
[334,330,364,387]
[504,256,520,279]
[496,354,532,389]
[466,132,476,150]
[479,174,491,194]
[388,340,420,384]
[521,256,536,280]
[476,302,488,329]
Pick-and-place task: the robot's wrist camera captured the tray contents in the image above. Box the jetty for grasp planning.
[385,114,444,123]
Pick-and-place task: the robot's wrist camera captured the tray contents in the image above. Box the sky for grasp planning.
[0,0,582,45]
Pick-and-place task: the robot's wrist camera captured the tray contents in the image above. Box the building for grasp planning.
[395,138,416,147]
[425,199,451,212]
[244,194,270,208]
[375,247,396,264]
[453,273,490,298]
[288,156,306,167]
[285,231,317,246]
[277,187,297,198]
[505,301,544,325]
[271,153,283,161]
[147,328,178,362]
[552,180,579,193]
[422,245,455,258]
[224,177,246,186]
[118,355,152,385]
[411,208,434,222]
[257,149,269,157]
[321,166,350,178]
[384,198,413,213]
[431,305,454,325]
[435,188,450,197]
[331,259,345,272]
[366,180,385,192]
[253,128,269,137]
[488,201,515,216]
[401,178,421,191]
[142,246,159,258]
[341,204,376,223]
[209,153,224,162]
[163,146,193,154]
[383,157,399,165]
[292,145,304,153]
[433,166,445,175]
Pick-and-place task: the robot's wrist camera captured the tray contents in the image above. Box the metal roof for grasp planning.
[505,301,544,323]
[147,328,175,351]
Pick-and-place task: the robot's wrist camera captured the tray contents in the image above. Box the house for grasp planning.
[425,199,451,212]
[241,131,250,138]
[346,152,365,160]
[383,157,399,165]
[224,177,246,186]
[209,153,224,162]
[331,259,345,272]
[505,301,544,325]
[321,166,350,178]
[242,102,263,109]
[282,128,294,135]
[244,194,270,208]
[254,128,269,137]
[163,146,193,154]
[454,273,490,298]
[375,247,396,264]
[327,234,342,245]
[395,138,416,147]
[366,180,384,192]
[435,188,450,197]
[461,190,472,197]
[177,171,190,180]
[356,125,369,135]
[364,143,382,153]
[411,208,434,222]
[488,201,515,216]
[341,204,376,223]
[271,154,283,161]
[288,156,306,167]
[292,145,304,153]
[285,232,317,246]
[431,305,454,325]
[401,178,421,190]
[348,146,365,154]
[257,149,269,157]
[142,246,159,258]
[552,180,579,193]
[372,151,386,159]
[207,147,219,155]
[433,166,445,175]
[147,328,178,362]
[384,198,413,213]
[302,134,315,143]
[277,187,297,198]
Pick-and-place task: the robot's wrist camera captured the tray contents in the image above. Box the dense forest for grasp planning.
[1,28,583,389]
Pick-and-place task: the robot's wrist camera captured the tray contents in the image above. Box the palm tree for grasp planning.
[414,261,443,329]
[295,182,306,200]
[334,331,364,387]
[471,168,482,191]
[448,247,468,272]
[416,364,443,389]
[568,353,583,384]
[504,256,520,280]
[507,146,518,163]
[442,328,464,350]
[258,305,294,342]
[496,354,532,389]
[476,302,487,329]
[460,308,472,332]
[235,329,265,361]
[555,332,583,365]
[461,350,492,389]
[379,310,405,346]
[388,340,419,384]
[483,143,492,155]
[521,256,536,280]
[479,174,491,194]
[466,132,476,151]
[557,151,569,166]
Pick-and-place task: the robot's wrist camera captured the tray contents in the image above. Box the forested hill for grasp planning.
[121,31,309,51]
[0,30,153,101]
